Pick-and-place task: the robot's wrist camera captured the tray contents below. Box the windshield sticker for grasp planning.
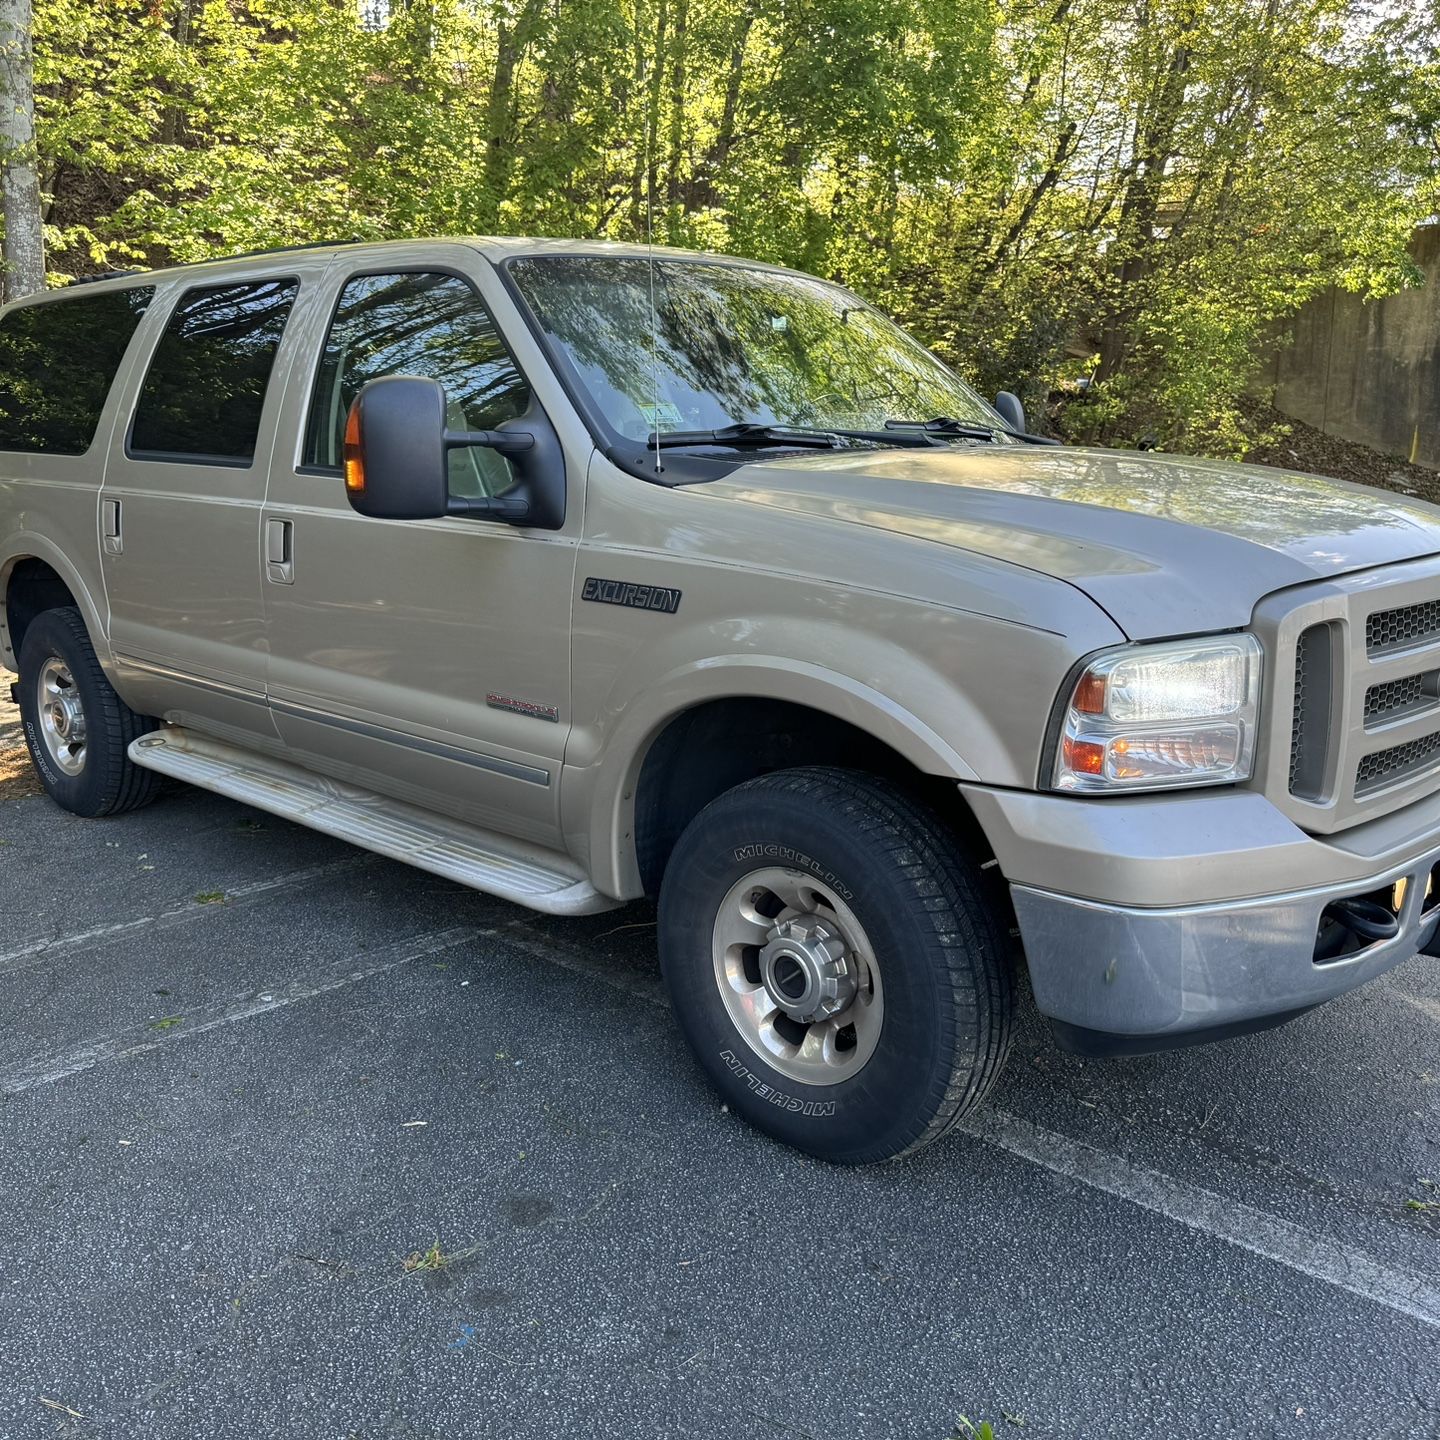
[636,400,684,430]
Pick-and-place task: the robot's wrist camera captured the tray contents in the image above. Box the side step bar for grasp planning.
[129,726,619,917]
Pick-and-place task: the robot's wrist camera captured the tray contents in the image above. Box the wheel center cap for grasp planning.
[47,697,82,742]
[759,917,856,1023]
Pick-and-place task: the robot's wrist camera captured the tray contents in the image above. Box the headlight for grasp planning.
[1050,635,1263,793]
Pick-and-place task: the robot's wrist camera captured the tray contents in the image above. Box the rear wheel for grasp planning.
[17,607,159,817]
[658,767,1013,1163]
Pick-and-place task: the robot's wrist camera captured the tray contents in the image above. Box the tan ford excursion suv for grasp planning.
[4,237,1440,1161]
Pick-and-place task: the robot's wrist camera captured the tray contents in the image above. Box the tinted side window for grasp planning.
[303,272,528,498]
[131,279,298,463]
[0,287,153,455]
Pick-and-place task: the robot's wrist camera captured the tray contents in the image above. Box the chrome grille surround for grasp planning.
[1254,555,1440,834]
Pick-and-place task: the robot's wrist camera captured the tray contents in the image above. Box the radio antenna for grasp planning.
[642,54,662,474]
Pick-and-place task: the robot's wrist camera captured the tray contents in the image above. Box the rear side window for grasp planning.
[130,278,298,464]
[0,286,153,455]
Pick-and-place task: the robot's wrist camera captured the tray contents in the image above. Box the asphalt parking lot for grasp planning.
[1,677,1438,1439]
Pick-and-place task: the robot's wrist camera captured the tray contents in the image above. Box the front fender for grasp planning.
[565,645,1012,900]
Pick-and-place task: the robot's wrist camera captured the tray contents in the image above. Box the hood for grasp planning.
[703,444,1440,638]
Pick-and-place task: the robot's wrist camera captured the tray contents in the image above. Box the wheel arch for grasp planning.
[1,538,109,672]
[570,660,997,900]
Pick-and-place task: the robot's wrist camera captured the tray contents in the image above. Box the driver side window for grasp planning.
[303,271,529,499]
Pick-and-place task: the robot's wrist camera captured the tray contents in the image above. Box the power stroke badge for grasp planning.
[581,577,682,615]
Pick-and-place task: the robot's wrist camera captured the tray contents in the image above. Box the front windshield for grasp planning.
[508,255,1000,444]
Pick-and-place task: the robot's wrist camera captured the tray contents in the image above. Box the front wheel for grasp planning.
[658,767,1013,1163]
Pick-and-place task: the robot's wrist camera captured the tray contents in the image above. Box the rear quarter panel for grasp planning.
[1,453,115,673]
[0,282,159,674]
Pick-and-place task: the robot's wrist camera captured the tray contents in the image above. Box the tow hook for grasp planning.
[1320,897,1401,947]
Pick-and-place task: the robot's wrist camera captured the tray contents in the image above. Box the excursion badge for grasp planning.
[581,577,682,615]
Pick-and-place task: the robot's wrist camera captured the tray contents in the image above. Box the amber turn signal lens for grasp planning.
[343,403,365,494]
[1061,734,1106,775]
[1072,670,1107,715]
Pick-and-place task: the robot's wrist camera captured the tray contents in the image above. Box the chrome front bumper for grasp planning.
[1010,851,1440,1053]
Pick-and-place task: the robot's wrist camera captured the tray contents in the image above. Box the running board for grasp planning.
[128,726,618,916]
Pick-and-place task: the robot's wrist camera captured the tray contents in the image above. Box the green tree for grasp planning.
[25,0,1440,459]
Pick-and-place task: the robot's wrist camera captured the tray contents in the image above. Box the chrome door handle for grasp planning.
[101,498,122,555]
[265,518,294,584]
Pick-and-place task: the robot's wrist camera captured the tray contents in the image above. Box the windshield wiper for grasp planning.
[885,416,1059,446]
[646,422,845,450]
[884,416,1006,442]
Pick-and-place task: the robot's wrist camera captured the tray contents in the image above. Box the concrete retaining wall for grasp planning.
[1268,226,1440,470]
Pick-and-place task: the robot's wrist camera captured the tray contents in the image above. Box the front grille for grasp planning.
[1355,731,1440,795]
[1289,640,1307,789]
[1367,600,1440,655]
[1289,624,1332,799]
[1365,671,1438,725]
[1271,559,1440,831]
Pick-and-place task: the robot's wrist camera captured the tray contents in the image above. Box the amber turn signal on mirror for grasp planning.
[343,403,365,494]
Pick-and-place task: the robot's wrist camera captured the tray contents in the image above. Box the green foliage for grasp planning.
[953,1417,997,1439]
[26,0,1440,458]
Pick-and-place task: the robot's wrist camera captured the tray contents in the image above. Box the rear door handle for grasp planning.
[265,518,294,584]
[101,498,122,555]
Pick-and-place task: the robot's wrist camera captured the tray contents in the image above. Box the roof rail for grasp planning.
[184,239,358,265]
[64,239,359,287]
[70,270,144,285]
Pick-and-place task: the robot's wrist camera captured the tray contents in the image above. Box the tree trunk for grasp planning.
[478,0,546,229]
[0,0,43,301]
[628,0,668,236]
[665,0,688,218]
[158,0,196,148]
[977,120,1078,285]
[693,5,754,207]
[1094,26,1195,383]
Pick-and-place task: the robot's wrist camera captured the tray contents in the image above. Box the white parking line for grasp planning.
[0,925,481,1095]
[505,918,1440,1331]
[1395,989,1440,1024]
[5,896,1436,1333]
[963,1110,1440,1330]
[0,856,373,978]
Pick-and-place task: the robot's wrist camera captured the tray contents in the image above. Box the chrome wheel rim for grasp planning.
[35,657,87,776]
[711,866,883,1086]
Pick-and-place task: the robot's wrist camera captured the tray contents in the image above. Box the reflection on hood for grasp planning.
[708,446,1440,638]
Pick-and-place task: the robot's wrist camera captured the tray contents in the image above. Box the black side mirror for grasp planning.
[341,375,565,529]
[992,390,1026,433]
